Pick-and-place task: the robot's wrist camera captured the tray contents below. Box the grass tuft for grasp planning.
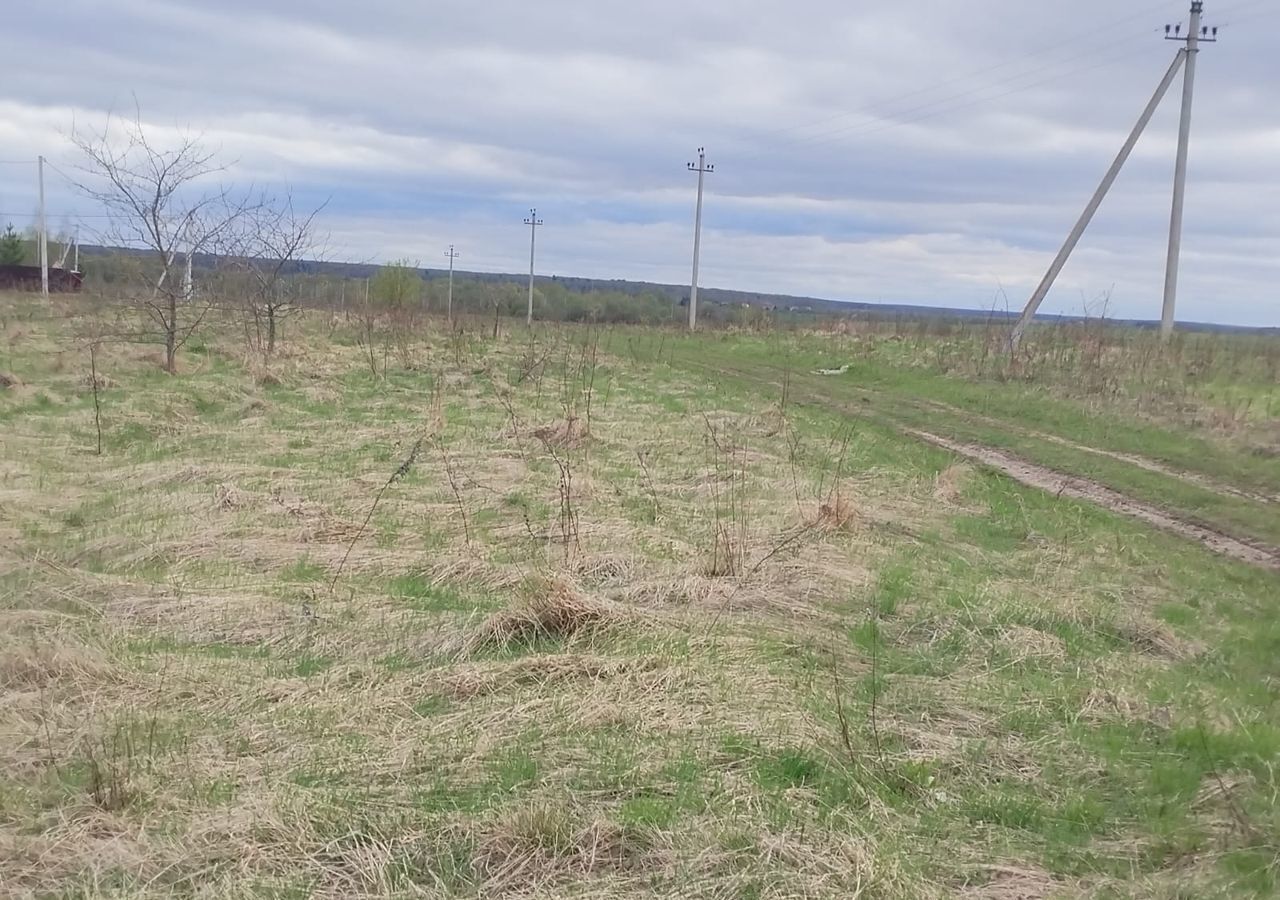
[470,575,619,650]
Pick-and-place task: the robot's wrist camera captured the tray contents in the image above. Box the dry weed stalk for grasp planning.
[359,303,380,381]
[702,414,749,578]
[436,436,473,548]
[88,340,103,455]
[547,444,581,566]
[329,437,423,589]
[636,449,661,519]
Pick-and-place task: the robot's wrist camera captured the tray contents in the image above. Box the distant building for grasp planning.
[0,265,83,293]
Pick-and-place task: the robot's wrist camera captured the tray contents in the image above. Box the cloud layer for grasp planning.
[1,0,1276,324]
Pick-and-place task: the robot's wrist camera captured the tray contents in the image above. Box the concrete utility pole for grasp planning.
[1162,1,1215,340]
[686,148,714,330]
[1010,3,1216,351]
[524,208,543,325]
[1009,53,1186,349]
[445,244,460,322]
[37,155,48,297]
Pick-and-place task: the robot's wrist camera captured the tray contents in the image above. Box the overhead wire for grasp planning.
[727,30,1164,167]
[782,36,1162,154]
[749,0,1175,144]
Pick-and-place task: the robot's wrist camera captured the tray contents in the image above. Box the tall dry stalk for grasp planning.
[330,438,423,590]
[88,341,103,455]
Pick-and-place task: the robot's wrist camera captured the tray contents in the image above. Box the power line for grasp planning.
[41,158,82,186]
[802,41,1151,152]
[734,31,1157,163]
[750,1,1174,145]
[0,211,128,219]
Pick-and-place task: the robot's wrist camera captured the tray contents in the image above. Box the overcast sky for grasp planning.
[1,0,1277,325]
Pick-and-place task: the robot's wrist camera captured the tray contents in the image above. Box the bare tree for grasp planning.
[71,108,255,373]
[233,193,328,356]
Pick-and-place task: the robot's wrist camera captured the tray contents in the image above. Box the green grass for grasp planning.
[1,298,1277,897]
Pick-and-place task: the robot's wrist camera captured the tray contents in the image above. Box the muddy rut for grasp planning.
[915,399,1280,506]
[681,358,1280,572]
[909,429,1280,572]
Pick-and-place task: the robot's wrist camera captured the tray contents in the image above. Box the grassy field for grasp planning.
[2,294,1278,898]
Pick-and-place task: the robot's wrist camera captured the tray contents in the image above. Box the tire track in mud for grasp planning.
[907,429,1280,572]
[914,399,1280,506]
[678,358,1280,573]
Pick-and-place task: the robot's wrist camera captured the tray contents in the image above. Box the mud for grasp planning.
[907,429,1280,572]
[918,399,1279,506]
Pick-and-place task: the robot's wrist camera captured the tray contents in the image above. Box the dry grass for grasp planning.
[473,801,645,892]
[812,487,859,532]
[531,415,588,449]
[958,865,1060,899]
[933,461,973,504]
[469,575,620,651]
[1,300,1276,898]
[0,634,117,690]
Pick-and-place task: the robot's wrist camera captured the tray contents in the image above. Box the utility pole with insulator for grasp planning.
[1009,2,1217,351]
[445,244,460,323]
[1162,1,1217,340]
[37,155,48,297]
[687,148,714,330]
[524,208,543,325]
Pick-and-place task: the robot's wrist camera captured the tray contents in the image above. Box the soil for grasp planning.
[907,429,1280,572]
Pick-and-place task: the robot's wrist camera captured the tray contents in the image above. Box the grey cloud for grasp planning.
[0,0,1276,324]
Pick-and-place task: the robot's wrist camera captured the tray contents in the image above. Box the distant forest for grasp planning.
[57,243,1280,334]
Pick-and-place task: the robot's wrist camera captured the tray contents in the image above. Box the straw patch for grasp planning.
[469,576,619,651]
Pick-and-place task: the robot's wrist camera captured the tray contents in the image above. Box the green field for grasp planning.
[2,294,1278,898]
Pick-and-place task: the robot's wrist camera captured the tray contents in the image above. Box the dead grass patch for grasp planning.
[473,801,645,892]
[212,482,245,510]
[812,489,858,532]
[81,371,117,391]
[1078,687,1169,728]
[0,636,116,690]
[1109,617,1200,661]
[530,415,588,449]
[445,653,663,700]
[297,517,366,544]
[995,624,1067,662]
[469,576,619,651]
[958,864,1060,898]
[417,558,527,593]
[933,462,973,504]
[573,553,635,585]
[101,587,291,646]
[249,365,283,387]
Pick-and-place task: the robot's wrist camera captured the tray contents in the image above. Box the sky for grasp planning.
[0,0,1277,325]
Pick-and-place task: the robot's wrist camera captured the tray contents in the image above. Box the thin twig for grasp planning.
[329,438,422,590]
[437,437,473,548]
[89,341,103,455]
